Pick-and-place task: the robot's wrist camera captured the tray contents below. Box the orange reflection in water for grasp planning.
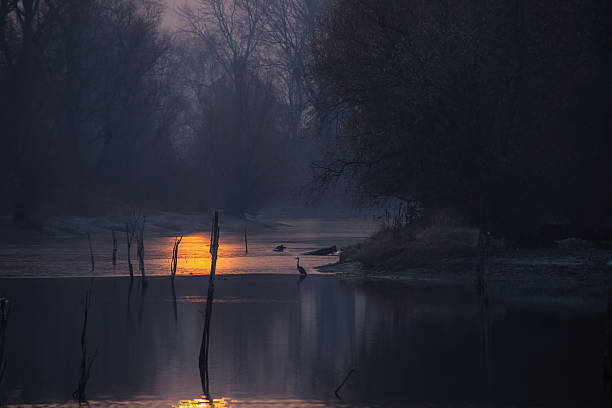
[172,398,333,408]
[173,397,231,408]
[160,234,238,275]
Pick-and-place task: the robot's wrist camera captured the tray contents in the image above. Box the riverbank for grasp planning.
[317,225,612,299]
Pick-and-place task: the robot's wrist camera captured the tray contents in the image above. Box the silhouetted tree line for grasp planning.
[0,0,325,226]
[0,0,183,226]
[176,0,325,215]
[309,0,612,245]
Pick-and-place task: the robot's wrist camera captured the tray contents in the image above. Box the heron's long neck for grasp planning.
[297,258,300,267]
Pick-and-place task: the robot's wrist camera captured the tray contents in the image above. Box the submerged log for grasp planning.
[303,245,337,256]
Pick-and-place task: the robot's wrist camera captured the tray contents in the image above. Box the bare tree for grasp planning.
[179,0,270,88]
[309,0,612,241]
[264,0,323,139]
[177,0,291,215]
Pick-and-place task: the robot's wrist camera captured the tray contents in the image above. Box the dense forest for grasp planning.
[0,0,322,225]
[1,0,611,245]
[310,0,612,244]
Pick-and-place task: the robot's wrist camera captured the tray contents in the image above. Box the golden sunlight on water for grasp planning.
[0,217,376,277]
[171,398,334,408]
[146,231,342,276]
[160,234,228,274]
[173,397,231,408]
[6,398,338,408]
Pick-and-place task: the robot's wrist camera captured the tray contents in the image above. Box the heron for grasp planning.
[295,257,307,276]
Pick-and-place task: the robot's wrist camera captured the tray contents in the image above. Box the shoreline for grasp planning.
[317,248,612,301]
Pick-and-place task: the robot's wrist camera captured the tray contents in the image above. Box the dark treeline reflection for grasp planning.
[0,0,322,226]
[1,275,606,407]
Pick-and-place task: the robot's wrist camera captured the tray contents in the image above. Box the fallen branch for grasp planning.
[303,245,337,256]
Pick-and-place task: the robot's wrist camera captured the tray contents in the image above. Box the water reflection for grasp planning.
[3,398,340,408]
[174,397,231,408]
[0,275,607,407]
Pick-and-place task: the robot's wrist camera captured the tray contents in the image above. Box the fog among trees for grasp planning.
[1,0,610,244]
[0,0,324,226]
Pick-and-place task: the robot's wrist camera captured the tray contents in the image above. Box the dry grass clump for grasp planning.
[342,220,503,271]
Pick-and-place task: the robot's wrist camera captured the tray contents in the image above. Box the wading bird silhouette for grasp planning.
[295,257,307,276]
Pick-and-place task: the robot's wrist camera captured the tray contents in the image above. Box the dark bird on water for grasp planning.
[274,245,286,252]
[295,257,307,276]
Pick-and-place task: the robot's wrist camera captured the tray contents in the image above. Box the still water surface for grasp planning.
[0,218,373,277]
[0,218,607,407]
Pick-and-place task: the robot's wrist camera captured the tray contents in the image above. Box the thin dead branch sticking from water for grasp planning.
[605,279,612,406]
[244,228,248,254]
[171,234,183,281]
[136,216,146,279]
[126,223,135,278]
[73,289,96,404]
[126,211,146,279]
[477,217,492,403]
[87,233,94,272]
[112,229,118,266]
[200,210,220,398]
[0,298,9,386]
[334,368,355,398]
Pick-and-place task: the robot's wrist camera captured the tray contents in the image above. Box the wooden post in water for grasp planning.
[87,233,94,272]
[606,284,612,406]
[0,298,9,386]
[112,229,118,266]
[126,223,134,278]
[199,210,220,398]
[244,227,248,254]
[137,216,146,279]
